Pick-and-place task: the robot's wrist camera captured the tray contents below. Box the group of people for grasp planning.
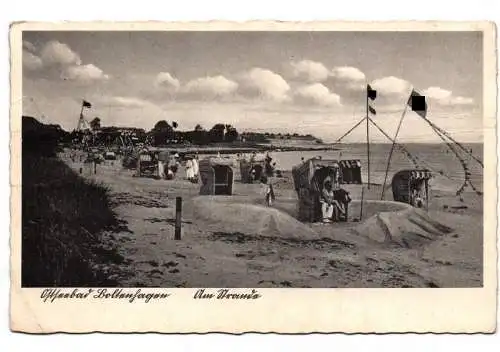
[184,155,200,183]
[157,151,200,182]
[157,150,180,180]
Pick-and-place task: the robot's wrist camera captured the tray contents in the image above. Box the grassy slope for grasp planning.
[22,141,125,287]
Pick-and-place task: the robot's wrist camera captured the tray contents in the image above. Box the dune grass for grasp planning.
[22,153,125,287]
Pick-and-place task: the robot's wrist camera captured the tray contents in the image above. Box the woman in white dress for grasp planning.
[192,156,199,181]
[185,158,194,181]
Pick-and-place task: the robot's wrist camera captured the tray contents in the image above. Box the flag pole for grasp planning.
[76,100,85,131]
[366,86,370,189]
[80,99,85,116]
[380,102,409,200]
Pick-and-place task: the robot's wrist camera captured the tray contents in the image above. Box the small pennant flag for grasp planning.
[172,121,178,129]
[407,90,427,119]
[368,105,376,115]
[367,85,377,100]
[82,100,92,108]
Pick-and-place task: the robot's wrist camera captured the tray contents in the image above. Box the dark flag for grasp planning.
[172,121,178,129]
[407,90,427,119]
[367,84,377,100]
[367,85,377,115]
[82,100,92,108]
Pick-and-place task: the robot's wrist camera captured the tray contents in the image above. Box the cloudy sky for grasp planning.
[22,31,483,143]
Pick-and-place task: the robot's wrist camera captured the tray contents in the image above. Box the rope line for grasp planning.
[333,117,367,144]
[380,106,408,199]
[425,119,483,168]
[428,124,483,196]
[367,117,420,168]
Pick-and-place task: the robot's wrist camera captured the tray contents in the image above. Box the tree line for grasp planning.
[88,118,239,146]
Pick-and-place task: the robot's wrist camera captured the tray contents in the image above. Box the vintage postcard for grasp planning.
[10,21,497,333]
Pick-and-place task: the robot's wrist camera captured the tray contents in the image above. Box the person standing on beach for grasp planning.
[250,152,257,163]
[192,155,199,182]
[157,150,169,179]
[185,157,195,181]
[261,175,275,207]
[264,152,274,177]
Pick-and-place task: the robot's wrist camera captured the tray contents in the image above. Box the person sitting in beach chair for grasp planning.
[332,188,351,222]
[412,188,424,208]
[320,179,335,223]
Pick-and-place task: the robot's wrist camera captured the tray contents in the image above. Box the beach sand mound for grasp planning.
[354,205,453,248]
[190,196,319,240]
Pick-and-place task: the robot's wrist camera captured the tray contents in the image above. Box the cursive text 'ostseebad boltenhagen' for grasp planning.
[40,288,171,303]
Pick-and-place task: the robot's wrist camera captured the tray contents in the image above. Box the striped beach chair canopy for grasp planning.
[393,169,432,181]
[339,159,362,169]
[338,159,363,184]
[410,169,432,180]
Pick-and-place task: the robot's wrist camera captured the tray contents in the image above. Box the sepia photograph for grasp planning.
[19,28,487,289]
[9,19,499,335]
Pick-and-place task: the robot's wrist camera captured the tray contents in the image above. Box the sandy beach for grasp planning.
[61,150,483,288]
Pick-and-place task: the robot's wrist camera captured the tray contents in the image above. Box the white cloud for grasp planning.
[331,66,366,82]
[61,64,110,83]
[23,40,36,53]
[450,96,474,105]
[422,86,452,100]
[371,76,411,96]
[155,72,180,90]
[100,96,152,108]
[328,66,367,92]
[422,86,474,106]
[23,50,43,70]
[238,68,290,102]
[290,60,330,82]
[24,40,110,84]
[182,75,238,99]
[40,40,82,66]
[294,83,341,107]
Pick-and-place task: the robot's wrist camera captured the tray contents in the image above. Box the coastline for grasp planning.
[132,143,339,156]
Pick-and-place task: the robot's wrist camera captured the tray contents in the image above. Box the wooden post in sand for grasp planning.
[175,197,182,240]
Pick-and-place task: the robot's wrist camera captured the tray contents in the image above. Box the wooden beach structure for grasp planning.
[199,157,235,195]
[391,169,432,209]
[239,158,266,183]
[292,157,362,222]
[135,147,160,178]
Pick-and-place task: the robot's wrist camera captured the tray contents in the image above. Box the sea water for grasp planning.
[269,143,484,194]
[211,143,483,194]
